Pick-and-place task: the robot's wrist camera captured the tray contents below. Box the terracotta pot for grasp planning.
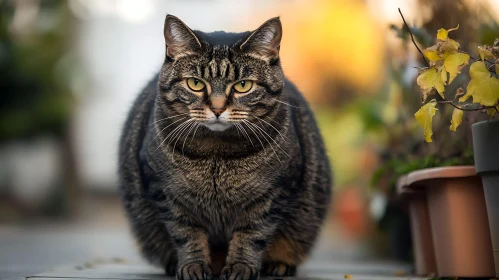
[472,119,499,278]
[397,177,437,276]
[401,166,495,277]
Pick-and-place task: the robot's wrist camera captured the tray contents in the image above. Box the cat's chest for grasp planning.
[169,157,272,236]
[174,157,270,202]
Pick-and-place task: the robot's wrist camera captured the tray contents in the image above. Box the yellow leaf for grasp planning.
[437,28,448,41]
[487,106,499,117]
[496,63,499,77]
[462,61,499,106]
[417,67,445,100]
[423,49,441,62]
[450,108,463,131]
[477,46,494,61]
[436,24,459,41]
[438,39,460,53]
[440,67,448,85]
[443,52,469,84]
[415,99,438,142]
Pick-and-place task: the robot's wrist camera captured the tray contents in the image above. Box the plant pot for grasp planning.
[397,177,437,276]
[400,166,495,277]
[472,119,499,278]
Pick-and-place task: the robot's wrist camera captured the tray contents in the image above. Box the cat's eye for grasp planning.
[186,78,205,92]
[233,80,253,93]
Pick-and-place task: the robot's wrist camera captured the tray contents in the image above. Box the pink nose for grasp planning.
[211,107,225,117]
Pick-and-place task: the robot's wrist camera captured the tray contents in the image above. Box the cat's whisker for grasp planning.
[149,113,189,125]
[243,120,281,163]
[154,118,193,153]
[254,115,296,146]
[189,123,201,144]
[149,117,187,146]
[170,119,196,161]
[236,123,254,148]
[168,119,195,147]
[271,98,300,108]
[172,120,196,160]
[242,120,265,150]
[234,123,242,137]
[247,120,292,160]
[181,122,198,156]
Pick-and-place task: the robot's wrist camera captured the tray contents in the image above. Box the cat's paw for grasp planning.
[261,262,296,277]
[176,262,213,280]
[220,263,259,280]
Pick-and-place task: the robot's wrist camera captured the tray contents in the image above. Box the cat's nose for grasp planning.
[210,107,225,117]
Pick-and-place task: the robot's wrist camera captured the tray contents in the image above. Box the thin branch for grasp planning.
[487,63,496,73]
[437,100,499,112]
[398,8,429,67]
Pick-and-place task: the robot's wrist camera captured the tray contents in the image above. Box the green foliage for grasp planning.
[0,0,76,142]
[371,149,474,192]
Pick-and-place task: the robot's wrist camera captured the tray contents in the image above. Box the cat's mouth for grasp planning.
[202,119,233,131]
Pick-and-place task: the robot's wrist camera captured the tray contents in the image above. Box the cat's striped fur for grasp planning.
[119,15,332,280]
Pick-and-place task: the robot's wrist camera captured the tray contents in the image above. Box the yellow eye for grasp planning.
[233,80,253,93]
[186,78,205,91]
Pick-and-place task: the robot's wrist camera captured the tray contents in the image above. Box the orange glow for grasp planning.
[277,0,386,102]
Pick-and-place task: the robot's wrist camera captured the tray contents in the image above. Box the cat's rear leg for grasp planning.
[136,237,178,276]
[261,262,296,277]
[131,215,178,276]
[261,235,306,277]
[164,251,178,276]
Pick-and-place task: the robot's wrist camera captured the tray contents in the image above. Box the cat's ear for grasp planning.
[164,15,202,60]
[240,17,282,63]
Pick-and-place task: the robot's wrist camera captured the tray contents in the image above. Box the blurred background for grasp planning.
[1,0,499,277]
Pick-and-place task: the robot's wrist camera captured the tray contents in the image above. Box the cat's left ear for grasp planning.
[240,17,282,63]
[164,14,202,60]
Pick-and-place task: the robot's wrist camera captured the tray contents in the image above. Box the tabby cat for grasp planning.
[119,14,332,280]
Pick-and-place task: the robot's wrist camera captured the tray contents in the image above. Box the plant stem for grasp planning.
[398,8,429,67]
[437,100,499,112]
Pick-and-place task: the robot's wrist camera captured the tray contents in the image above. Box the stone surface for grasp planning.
[0,201,421,280]
[29,262,422,280]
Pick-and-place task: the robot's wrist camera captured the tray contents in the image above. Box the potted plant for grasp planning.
[405,18,499,277]
[369,12,482,275]
[472,118,499,278]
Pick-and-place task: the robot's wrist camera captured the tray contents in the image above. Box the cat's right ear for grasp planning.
[164,15,202,60]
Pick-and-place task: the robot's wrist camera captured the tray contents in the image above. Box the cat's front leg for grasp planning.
[221,220,275,280]
[166,218,213,280]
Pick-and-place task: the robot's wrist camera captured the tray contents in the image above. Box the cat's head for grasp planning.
[157,15,285,132]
